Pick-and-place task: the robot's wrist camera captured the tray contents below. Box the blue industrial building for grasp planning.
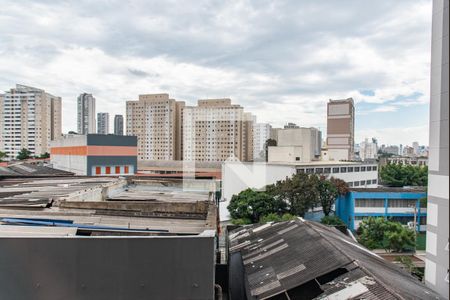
[335,187,427,232]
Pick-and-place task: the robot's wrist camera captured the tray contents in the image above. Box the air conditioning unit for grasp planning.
[407,221,415,229]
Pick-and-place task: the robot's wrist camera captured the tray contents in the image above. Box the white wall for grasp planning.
[327,149,349,161]
[51,154,87,175]
[268,146,304,162]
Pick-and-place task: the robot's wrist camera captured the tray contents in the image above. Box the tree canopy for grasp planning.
[16,148,32,160]
[227,189,288,224]
[227,173,349,224]
[357,217,415,252]
[380,163,428,187]
[39,152,50,159]
[0,151,7,162]
[320,215,346,226]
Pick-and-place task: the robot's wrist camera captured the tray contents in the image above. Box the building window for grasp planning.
[297,169,305,174]
[332,167,340,173]
[306,168,314,174]
[372,179,377,184]
[367,166,372,171]
[360,180,365,185]
[373,166,377,171]
[124,166,129,174]
[95,166,101,175]
[354,181,360,187]
[388,199,417,208]
[355,167,360,172]
[295,157,300,161]
[348,182,353,187]
[324,168,331,174]
[315,168,324,174]
[340,167,347,173]
[355,199,384,207]
[348,167,354,172]
[115,166,121,174]
[361,166,366,171]
[105,166,111,174]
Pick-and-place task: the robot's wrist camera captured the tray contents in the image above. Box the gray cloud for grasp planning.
[0,0,432,145]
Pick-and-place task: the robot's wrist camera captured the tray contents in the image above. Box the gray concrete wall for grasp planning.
[0,234,215,300]
[86,134,137,146]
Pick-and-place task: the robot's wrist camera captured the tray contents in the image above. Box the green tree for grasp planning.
[260,213,296,223]
[357,217,415,252]
[321,215,346,226]
[38,152,50,159]
[16,148,32,160]
[380,164,428,187]
[273,173,320,217]
[227,189,288,223]
[0,151,7,162]
[318,179,338,216]
[395,256,424,280]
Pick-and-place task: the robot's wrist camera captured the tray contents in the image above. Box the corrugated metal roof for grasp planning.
[229,219,441,300]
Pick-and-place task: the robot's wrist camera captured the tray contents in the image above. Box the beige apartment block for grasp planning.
[326,98,355,161]
[183,99,254,162]
[126,94,183,161]
[0,84,62,159]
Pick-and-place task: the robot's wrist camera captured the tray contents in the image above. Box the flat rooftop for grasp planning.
[0,177,218,236]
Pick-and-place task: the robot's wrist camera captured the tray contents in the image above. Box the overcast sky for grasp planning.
[0,0,432,146]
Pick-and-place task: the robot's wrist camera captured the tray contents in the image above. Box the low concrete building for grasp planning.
[221,161,379,220]
[50,134,137,176]
[268,127,321,163]
[0,176,219,299]
[335,187,427,231]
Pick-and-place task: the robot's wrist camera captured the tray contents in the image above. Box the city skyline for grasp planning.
[0,0,432,145]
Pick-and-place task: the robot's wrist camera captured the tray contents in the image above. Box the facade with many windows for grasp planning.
[335,187,427,231]
[0,84,62,159]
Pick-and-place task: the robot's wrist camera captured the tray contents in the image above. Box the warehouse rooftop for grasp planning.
[228,219,440,300]
[0,177,218,235]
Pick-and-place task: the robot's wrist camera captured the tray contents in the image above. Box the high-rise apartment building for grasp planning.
[326,98,355,161]
[77,93,96,134]
[183,99,254,162]
[253,122,272,160]
[126,94,183,160]
[97,112,109,134]
[114,114,124,135]
[359,138,378,161]
[412,141,420,156]
[425,0,449,297]
[0,84,62,159]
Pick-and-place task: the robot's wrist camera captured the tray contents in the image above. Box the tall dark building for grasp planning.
[77,93,96,134]
[114,114,124,135]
